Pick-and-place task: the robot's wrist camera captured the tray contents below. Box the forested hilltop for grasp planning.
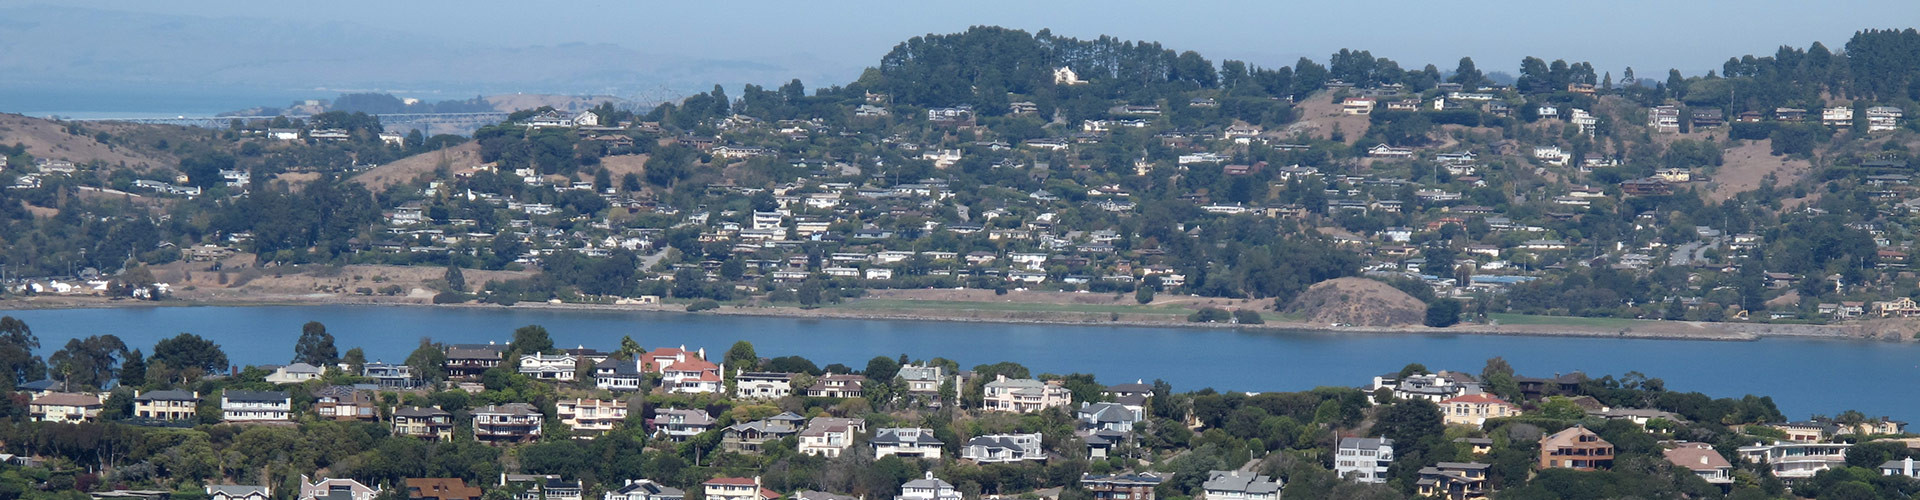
[6,28,1920,328]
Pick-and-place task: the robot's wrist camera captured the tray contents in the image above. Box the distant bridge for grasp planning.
[71,112,512,130]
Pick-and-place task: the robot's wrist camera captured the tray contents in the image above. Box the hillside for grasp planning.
[1282,278,1427,327]
[352,142,485,191]
[0,113,191,170]
[1706,139,1813,201]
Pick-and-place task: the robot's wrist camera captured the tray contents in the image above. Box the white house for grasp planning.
[519,353,580,381]
[734,372,793,399]
[1334,437,1394,484]
[222,390,291,422]
[872,427,944,459]
[961,433,1045,463]
[983,375,1072,413]
[264,363,322,384]
[1201,471,1282,500]
[898,473,962,500]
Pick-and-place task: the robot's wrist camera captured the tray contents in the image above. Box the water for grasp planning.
[2,305,1913,420]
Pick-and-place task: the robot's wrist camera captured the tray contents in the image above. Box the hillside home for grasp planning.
[133,390,200,421]
[1416,462,1490,500]
[798,417,864,457]
[222,390,291,422]
[807,374,866,398]
[604,480,683,500]
[1079,474,1163,500]
[29,393,102,423]
[557,399,627,438]
[393,407,455,440]
[734,372,794,399]
[1201,471,1281,500]
[1663,443,1733,485]
[960,433,1044,463]
[1335,437,1394,484]
[983,375,1072,413]
[1539,426,1614,470]
[653,408,715,442]
[1440,394,1520,426]
[298,476,381,500]
[873,427,944,459]
[701,478,776,500]
[473,403,542,443]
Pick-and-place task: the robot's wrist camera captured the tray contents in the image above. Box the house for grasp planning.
[1078,402,1141,432]
[222,390,291,422]
[502,475,581,500]
[1691,108,1725,128]
[472,403,542,443]
[1080,473,1163,500]
[30,392,102,423]
[1822,106,1854,126]
[1539,426,1614,470]
[1416,462,1490,500]
[557,399,627,438]
[267,129,300,140]
[872,427,944,458]
[1663,443,1733,485]
[1455,437,1493,456]
[1200,471,1281,500]
[1054,66,1087,85]
[1367,144,1414,158]
[898,471,960,500]
[735,372,794,399]
[604,480,683,500]
[721,413,804,453]
[265,363,323,384]
[1370,371,1483,402]
[393,407,455,440]
[298,476,381,500]
[444,344,505,380]
[1868,106,1904,132]
[961,433,1045,463]
[605,480,683,500]
[1334,437,1394,483]
[206,485,270,500]
[1647,105,1680,133]
[807,373,866,398]
[363,362,419,388]
[983,375,1072,413]
[797,417,865,457]
[898,364,946,396]
[1440,394,1520,426]
[1737,442,1850,479]
[661,358,723,394]
[519,353,581,381]
[312,386,376,421]
[1882,457,1918,478]
[1588,407,1684,427]
[701,478,776,500]
[594,358,644,391]
[1775,107,1808,121]
[653,408,715,442]
[1342,98,1376,115]
[404,479,481,500]
[132,389,199,421]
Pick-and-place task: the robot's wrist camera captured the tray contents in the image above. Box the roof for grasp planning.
[31,392,101,407]
[206,485,270,498]
[1442,393,1511,405]
[1079,402,1134,423]
[1540,426,1609,448]
[404,479,481,500]
[611,480,683,498]
[281,363,322,374]
[702,477,756,487]
[1201,471,1281,494]
[18,379,65,392]
[872,427,943,447]
[1663,444,1731,471]
[473,403,539,416]
[394,406,450,418]
[1106,382,1152,394]
[445,346,503,360]
[1080,473,1163,486]
[1338,436,1393,450]
[223,390,289,403]
[135,389,199,402]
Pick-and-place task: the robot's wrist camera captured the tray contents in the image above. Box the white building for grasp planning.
[960,433,1045,463]
[1334,437,1394,483]
[898,472,962,500]
[872,427,944,459]
[221,390,291,422]
[982,375,1072,413]
[519,353,581,381]
[734,372,793,399]
[1201,471,1282,500]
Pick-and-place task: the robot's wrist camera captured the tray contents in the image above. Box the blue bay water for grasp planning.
[2,305,1913,421]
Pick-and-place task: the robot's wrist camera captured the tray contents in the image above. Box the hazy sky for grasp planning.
[8,0,1916,101]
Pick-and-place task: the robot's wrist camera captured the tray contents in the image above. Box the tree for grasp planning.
[152,333,228,380]
[0,316,45,388]
[405,339,448,382]
[342,348,367,374]
[1135,287,1154,304]
[293,321,340,366]
[725,341,758,372]
[1232,309,1264,324]
[1425,299,1462,327]
[511,325,554,354]
[865,356,902,383]
[617,336,643,360]
[47,335,128,389]
[120,349,146,387]
[1374,399,1443,452]
[1449,57,1484,90]
[444,265,467,293]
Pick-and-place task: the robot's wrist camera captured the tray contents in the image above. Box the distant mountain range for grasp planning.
[0,5,863,105]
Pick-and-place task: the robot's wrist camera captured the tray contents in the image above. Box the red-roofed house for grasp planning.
[702,477,778,500]
[642,347,704,373]
[1440,394,1519,426]
[663,358,723,394]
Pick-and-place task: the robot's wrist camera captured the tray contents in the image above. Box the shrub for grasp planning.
[687,299,720,312]
[1187,307,1232,323]
[1233,309,1264,324]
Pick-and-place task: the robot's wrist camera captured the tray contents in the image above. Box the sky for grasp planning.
[4,0,1916,107]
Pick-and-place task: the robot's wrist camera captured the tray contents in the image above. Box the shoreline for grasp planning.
[3,294,1896,343]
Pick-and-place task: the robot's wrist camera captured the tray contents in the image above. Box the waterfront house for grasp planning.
[898,472,961,500]
[734,372,794,399]
[557,398,627,438]
[1078,402,1140,432]
[1335,437,1394,483]
[662,358,722,394]
[444,344,505,380]
[1539,426,1613,470]
[654,408,716,442]
[1416,462,1490,500]
[1737,441,1850,479]
[133,390,200,421]
[1440,394,1520,426]
[721,413,804,453]
[473,403,541,443]
[873,427,944,459]
[222,390,291,422]
[807,374,866,398]
[798,417,864,458]
[404,479,481,500]
[265,363,323,384]
[298,476,380,500]
[1201,471,1281,500]
[206,485,269,500]
[1079,473,1162,500]
[604,480,682,500]
[701,478,776,500]
[960,433,1045,463]
[363,362,418,388]
[313,386,376,421]
[393,407,455,440]
[518,353,581,381]
[1663,443,1733,485]
[983,375,1072,413]
[30,392,102,423]
[594,358,644,391]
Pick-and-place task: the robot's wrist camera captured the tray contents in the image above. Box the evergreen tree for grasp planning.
[294,321,340,366]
